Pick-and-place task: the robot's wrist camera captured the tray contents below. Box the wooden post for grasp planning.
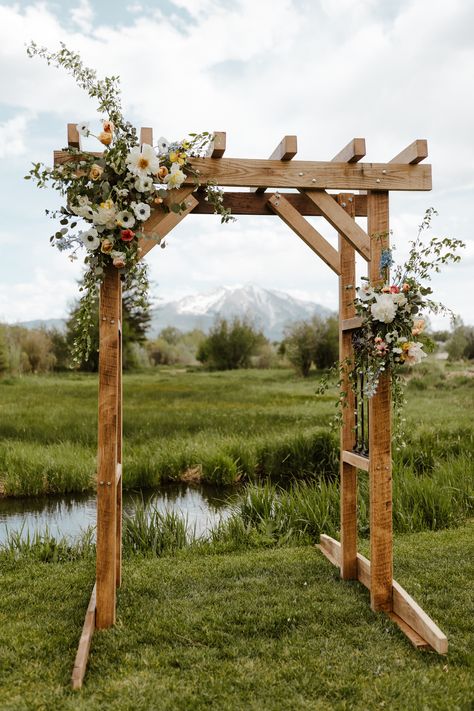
[338,194,358,580]
[116,294,123,589]
[96,266,121,628]
[367,191,393,612]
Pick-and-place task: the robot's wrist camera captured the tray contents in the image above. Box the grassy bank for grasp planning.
[0,363,472,498]
[0,522,473,710]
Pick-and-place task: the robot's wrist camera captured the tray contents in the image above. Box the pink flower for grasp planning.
[113,257,126,268]
[389,285,400,294]
[120,229,135,242]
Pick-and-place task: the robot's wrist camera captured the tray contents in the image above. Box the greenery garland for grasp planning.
[25,43,234,366]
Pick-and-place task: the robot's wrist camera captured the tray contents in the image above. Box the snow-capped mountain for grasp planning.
[150,285,332,341]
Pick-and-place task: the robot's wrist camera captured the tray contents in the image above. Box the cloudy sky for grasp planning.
[0,0,473,327]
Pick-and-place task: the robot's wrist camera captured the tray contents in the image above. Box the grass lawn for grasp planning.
[0,522,473,710]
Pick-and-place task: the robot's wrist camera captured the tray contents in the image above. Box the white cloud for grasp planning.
[70,0,94,34]
[0,112,33,158]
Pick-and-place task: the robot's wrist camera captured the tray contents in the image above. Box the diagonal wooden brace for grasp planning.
[138,188,198,259]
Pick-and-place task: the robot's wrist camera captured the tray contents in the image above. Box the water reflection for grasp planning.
[0,483,241,544]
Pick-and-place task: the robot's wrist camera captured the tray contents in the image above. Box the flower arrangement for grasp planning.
[25,43,234,364]
[351,208,464,403]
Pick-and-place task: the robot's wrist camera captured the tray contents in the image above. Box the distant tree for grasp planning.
[159,326,183,345]
[447,324,474,361]
[0,326,9,375]
[284,315,338,376]
[47,328,70,371]
[20,330,56,373]
[197,317,266,370]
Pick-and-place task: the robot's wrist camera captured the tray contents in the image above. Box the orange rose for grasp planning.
[113,257,126,268]
[101,239,114,254]
[157,166,169,180]
[98,131,113,146]
[102,120,114,134]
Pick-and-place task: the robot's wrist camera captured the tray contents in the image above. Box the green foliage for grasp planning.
[197,317,267,370]
[283,315,338,376]
[447,323,474,360]
[123,502,189,556]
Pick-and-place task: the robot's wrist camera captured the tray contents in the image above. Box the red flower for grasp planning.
[121,229,135,242]
[389,285,400,293]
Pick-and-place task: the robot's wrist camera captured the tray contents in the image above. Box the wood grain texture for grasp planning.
[338,194,358,579]
[367,190,393,612]
[185,157,432,191]
[96,266,120,628]
[390,139,428,165]
[116,296,123,589]
[207,132,226,158]
[140,127,153,146]
[332,138,366,163]
[67,123,81,149]
[342,450,369,471]
[267,194,341,274]
[253,135,298,193]
[71,583,96,690]
[341,316,364,331]
[192,190,368,216]
[303,190,371,260]
[139,190,198,258]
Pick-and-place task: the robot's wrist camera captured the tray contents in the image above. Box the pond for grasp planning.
[0,484,240,545]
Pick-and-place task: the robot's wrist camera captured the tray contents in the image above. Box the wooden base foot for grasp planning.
[71,583,96,690]
[318,535,448,654]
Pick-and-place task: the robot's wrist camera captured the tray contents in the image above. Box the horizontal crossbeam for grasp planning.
[192,191,369,216]
[53,152,432,191]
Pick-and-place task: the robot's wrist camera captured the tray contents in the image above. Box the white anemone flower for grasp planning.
[80,228,100,250]
[392,292,407,307]
[116,210,135,228]
[165,163,186,189]
[135,176,154,192]
[76,122,90,137]
[370,293,397,323]
[357,284,375,302]
[126,144,159,177]
[133,202,151,221]
[157,137,170,154]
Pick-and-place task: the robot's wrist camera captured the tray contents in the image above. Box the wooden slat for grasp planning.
[254,135,298,193]
[193,190,368,216]
[338,194,358,580]
[342,450,370,472]
[96,267,120,629]
[139,190,198,259]
[53,151,432,191]
[368,190,393,613]
[207,131,226,158]
[55,150,102,165]
[67,123,81,149]
[140,127,153,146]
[71,583,96,690]
[392,582,448,654]
[318,538,447,654]
[341,316,363,331]
[390,139,428,165]
[116,463,122,485]
[332,138,366,163]
[186,157,432,191]
[387,612,431,650]
[267,194,341,275]
[116,295,122,588]
[303,189,371,260]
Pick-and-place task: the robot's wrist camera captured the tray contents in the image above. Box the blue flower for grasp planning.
[380,249,394,269]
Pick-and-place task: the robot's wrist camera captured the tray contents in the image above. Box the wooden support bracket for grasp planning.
[138,189,198,259]
[317,536,448,654]
[342,450,370,472]
[302,190,371,260]
[71,583,96,690]
[207,131,226,158]
[267,193,341,275]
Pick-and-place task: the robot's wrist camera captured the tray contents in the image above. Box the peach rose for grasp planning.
[113,257,126,268]
[89,164,103,180]
[157,166,169,180]
[412,319,425,336]
[101,239,114,254]
[102,120,114,134]
[98,131,113,146]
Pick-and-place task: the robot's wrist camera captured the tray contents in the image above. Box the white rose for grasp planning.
[370,293,397,323]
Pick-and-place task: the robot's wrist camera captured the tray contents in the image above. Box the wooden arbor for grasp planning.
[55,128,447,690]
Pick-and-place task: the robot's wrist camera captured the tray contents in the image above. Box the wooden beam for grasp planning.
[338,194,358,580]
[368,191,393,613]
[116,293,122,590]
[253,135,298,194]
[67,123,81,149]
[71,583,96,690]
[193,190,368,217]
[139,189,198,259]
[267,194,341,275]
[317,537,448,654]
[341,316,363,331]
[392,582,448,654]
[332,138,366,163]
[187,157,432,191]
[52,151,432,191]
[140,127,153,146]
[207,132,226,158]
[342,450,370,472]
[96,266,120,629]
[390,139,428,165]
[302,190,371,260]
